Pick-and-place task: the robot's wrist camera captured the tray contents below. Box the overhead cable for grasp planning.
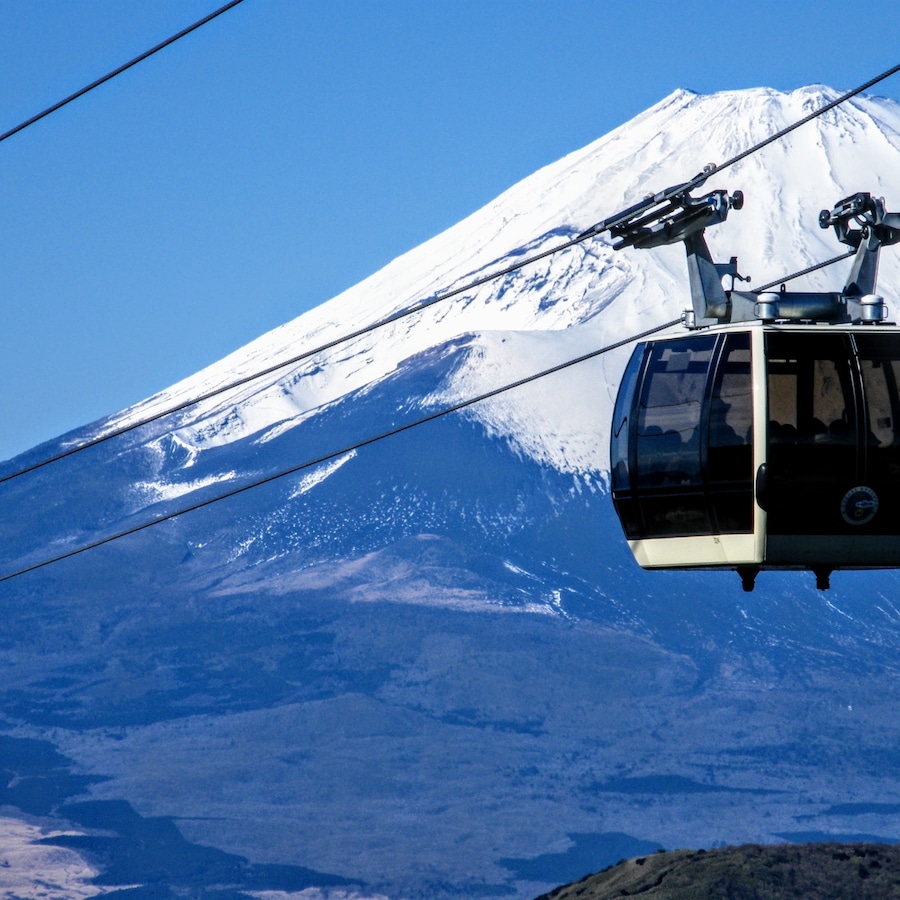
[0,226,597,486]
[2,60,898,488]
[752,249,858,294]
[0,317,681,584]
[579,61,900,239]
[0,0,246,146]
[695,62,900,188]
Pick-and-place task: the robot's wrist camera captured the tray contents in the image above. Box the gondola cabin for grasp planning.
[611,324,900,590]
[606,187,900,589]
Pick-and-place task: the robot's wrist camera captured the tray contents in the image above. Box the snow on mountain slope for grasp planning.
[7,86,900,900]
[6,84,900,576]
[93,85,900,482]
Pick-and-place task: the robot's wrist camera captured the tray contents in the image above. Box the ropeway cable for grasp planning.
[0,317,681,584]
[6,57,900,579]
[752,249,857,294]
[0,0,246,146]
[0,226,599,486]
[578,62,900,240]
[2,60,899,489]
[701,63,900,185]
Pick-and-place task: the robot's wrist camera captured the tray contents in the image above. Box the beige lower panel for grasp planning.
[629,533,760,569]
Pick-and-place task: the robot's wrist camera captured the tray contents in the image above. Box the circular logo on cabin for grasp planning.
[840,486,879,526]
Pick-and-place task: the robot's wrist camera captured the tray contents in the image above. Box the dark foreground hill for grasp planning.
[537,843,900,899]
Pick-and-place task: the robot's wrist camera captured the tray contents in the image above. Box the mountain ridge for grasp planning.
[28,87,900,478]
[3,85,900,899]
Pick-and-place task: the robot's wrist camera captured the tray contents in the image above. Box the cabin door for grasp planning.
[765,332,861,535]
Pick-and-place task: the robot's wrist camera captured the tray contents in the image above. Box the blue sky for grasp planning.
[1,0,900,461]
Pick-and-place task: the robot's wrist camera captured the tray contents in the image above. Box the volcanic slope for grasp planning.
[2,86,900,900]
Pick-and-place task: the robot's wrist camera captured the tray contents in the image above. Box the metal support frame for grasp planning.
[608,182,900,328]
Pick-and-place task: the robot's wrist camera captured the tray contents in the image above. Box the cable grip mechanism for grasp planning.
[819,192,900,249]
[608,186,744,251]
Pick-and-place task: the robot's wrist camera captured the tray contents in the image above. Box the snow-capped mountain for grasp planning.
[3,86,900,900]
[90,85,900,474]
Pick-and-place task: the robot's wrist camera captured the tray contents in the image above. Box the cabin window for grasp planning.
[855,333,900,492]
[765,332,858,534]
[766,333,855,448]
[610,347,643,535]
[611,331,754,540]
[634,335,715,536]
[707,332,753,532]
[635,337,712,489]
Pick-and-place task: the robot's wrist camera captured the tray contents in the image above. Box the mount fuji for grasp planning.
[3,85,900,900]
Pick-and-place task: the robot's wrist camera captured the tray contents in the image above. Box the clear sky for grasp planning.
[1,0,900,461]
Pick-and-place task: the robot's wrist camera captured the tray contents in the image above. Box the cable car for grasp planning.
[607,186,900,590]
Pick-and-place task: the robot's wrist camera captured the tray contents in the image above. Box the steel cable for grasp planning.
[0,0,246,146]
[2,61,898,486]
[0,317,681,583]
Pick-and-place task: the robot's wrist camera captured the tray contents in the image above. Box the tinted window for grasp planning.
[611,347,643,493]
[611,332,754,541]
[708,332,753,532]
[855,333,900,492]
[767,332,854,448]
[765,332,858,535]
[634,336,716,536]
[635,337,714,489]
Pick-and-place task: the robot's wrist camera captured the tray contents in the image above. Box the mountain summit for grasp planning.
[3,86,900,900]
[94,84,900,469]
